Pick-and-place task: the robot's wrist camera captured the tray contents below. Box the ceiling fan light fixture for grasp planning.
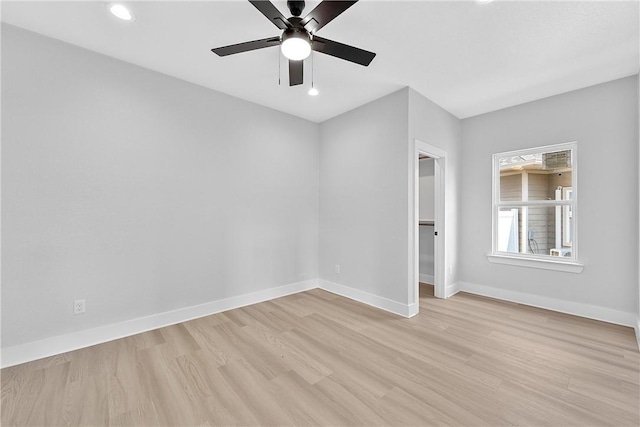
[211,0,376,87]
[281,29,311,61]
[308,87,319,96]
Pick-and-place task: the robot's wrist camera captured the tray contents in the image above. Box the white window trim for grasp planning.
[489,141,583,273]
[487,254,584,273]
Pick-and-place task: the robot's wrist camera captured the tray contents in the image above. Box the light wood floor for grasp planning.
[2,284,639,426]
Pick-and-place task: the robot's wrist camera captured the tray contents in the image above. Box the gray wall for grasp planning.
[3,24,637,353]
[319,89,410,304]
[461,76,639,315]
[409,88,463,290]
[318,87,462,305]
[1,25,320,347]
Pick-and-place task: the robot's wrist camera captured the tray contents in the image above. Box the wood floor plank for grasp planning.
[379,385,493,427]
[137,346,208,426]
[239,321,334,385]
[108,398,161,426]
[310,376,388,426]
[268,370,352,425]
[1,285,638,426]
[61,372,109,426]
[185,350,262,426]
[107,338,151,418]
[215,358,295,426]
[12,362,70,426]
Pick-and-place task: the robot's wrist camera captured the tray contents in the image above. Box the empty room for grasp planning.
[1,0,639,426]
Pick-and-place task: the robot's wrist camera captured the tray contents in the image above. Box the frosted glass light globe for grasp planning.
[281,37,311,61]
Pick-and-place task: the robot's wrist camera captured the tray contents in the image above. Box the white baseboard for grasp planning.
[445,282,460,298]
[318,279,414,318]
[1,279,317,368]
[407,302,418,317]
[419,274,434,284]
[10,277,630,368]
[635,318,640,351]
[458,281,636,327]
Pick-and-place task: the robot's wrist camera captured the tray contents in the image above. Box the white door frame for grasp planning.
[410,139,447,313]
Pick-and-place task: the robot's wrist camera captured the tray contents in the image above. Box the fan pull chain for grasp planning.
[278,47,281,86]
[308,51,318,96]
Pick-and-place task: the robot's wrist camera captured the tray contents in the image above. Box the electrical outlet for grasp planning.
[73,299,86,315]
[335,264,340,274]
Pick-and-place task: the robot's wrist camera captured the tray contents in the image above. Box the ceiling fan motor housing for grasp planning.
[287,0,305,17]
[282,27,310,43]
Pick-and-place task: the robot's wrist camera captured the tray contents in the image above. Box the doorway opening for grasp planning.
[418,155,436,299]
[410,139,447,315]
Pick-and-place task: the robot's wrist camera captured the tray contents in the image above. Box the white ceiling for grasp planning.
[2,0,638,122]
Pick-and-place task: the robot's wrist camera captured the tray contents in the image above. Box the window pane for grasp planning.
[497,208,521,253]
[499,149,572,201]
[500,173,522,201]
[527,206,557,255]
[562,188,573,247]
[497,205,573,258]
[527,169,572,201]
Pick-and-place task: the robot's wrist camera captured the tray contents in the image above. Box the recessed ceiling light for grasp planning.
[308,87,319,96]
[476,0,495,4]
[108,3,134,21]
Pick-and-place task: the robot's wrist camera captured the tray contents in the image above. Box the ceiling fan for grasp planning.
[211,1,376,86]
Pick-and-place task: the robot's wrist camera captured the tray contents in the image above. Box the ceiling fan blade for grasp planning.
[211,37,280,57]
[301,1,358,33]
[249,0,291,30]
[311,36,375,66]
[289,60,303,86]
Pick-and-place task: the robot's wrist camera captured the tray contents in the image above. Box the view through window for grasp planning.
[493,142,577,262]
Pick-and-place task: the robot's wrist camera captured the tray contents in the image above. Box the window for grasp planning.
[489,142,583,273]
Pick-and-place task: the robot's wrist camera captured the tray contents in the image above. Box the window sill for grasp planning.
[487,254,584,273]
